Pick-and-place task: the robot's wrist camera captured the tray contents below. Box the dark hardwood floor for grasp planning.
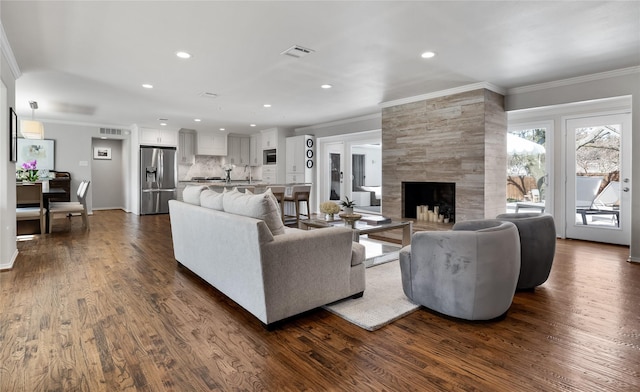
[1,210,638,391]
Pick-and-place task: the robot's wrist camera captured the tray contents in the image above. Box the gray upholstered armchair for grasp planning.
[399,220,521,320]
[496,213,556,289]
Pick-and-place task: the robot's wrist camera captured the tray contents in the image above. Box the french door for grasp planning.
[324,143,344,202]
[565,113,631,245]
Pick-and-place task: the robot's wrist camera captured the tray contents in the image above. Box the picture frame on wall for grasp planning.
[93,147,112,160]
[17,138,55,170]
[9,107,17,162]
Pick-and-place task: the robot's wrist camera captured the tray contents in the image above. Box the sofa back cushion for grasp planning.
[183,185,208,205]
[200,189,224,211]
[223,188,285,236]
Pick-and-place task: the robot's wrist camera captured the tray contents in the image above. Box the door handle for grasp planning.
[623,187,630,192]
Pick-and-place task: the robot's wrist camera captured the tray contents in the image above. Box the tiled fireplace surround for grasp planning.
[381,88,507,224]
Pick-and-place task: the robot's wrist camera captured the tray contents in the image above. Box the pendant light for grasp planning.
[21,101,44,139]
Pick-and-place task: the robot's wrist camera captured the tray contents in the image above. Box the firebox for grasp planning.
[403,182,455,222]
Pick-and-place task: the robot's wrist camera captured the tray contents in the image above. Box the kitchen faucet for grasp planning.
[244,165,252,184]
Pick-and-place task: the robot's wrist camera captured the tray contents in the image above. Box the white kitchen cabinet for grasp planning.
[250,133,261,166]
[262,166,277,184]
[228,135,251,165]
[178,129,196,164]
[140,127,178,147]
[261,128,278,149]
[197,130,228,156]
[286,136,305,173]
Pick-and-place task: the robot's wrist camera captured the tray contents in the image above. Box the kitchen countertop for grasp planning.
[179,180,265,187]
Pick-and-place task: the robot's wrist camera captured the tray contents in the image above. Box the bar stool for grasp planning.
[284,185,311,224]
[266,186,286,222]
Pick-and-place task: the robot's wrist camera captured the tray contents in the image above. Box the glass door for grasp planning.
[325,143,344,201]
[506,123,551,215]
[565,113,631,245]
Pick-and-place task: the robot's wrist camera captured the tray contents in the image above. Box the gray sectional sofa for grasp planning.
[169,186,366,328]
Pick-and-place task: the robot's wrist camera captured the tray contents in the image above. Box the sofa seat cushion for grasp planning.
[200,189,224,211]
[223,188,286,236]
[183,185,208,205]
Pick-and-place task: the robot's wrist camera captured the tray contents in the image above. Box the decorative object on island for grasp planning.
[18,159,39,182]
[222,163,235,183]
[320,201,340,221]
[340,196,356,214]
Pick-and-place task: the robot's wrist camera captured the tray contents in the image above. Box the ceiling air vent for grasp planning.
[199,92,218,99]
[100,128,123,135]
[281,45,315,59]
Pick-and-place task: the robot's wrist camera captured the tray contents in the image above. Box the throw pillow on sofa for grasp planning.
[200,189,224,211]
[223,188,286,236]
[183,185,208,205]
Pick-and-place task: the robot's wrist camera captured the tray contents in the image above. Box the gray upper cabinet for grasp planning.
[178,129,196,164]
[228,135,250,165]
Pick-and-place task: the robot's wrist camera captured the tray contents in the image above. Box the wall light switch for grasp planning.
[79,161,88,167]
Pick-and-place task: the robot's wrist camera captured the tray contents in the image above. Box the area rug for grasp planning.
[322,260,421,331]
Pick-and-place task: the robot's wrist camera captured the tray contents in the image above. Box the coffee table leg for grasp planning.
[402,222,412,246]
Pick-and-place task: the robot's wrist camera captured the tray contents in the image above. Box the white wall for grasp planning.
[506,68,640,262]
[91,138,125,210]
[0,19,18,269]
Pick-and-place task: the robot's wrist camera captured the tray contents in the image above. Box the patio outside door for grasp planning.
[565,113,631,245]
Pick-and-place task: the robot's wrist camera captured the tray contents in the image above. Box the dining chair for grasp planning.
[49,180,90,232]
[16,182,46,234]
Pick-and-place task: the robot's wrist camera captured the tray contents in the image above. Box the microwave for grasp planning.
[263,149,277,165]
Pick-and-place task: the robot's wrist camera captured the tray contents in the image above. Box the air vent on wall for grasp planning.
[100,128,123,135]
[281,45,315,58]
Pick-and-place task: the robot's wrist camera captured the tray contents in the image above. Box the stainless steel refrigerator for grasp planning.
[140,146,177,215]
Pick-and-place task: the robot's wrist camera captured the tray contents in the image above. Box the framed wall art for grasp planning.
[93,147,112,160]
[17,138,55,170]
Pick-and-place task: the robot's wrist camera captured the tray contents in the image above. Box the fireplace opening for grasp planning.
[403,182,455,222]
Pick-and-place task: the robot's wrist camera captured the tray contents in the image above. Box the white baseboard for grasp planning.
[0,249,18,270]
[628,255,640,263]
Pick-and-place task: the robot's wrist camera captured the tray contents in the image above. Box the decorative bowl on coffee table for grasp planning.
[339,213,362,229]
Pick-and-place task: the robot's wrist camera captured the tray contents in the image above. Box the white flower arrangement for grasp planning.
[222,163,236,172]
[320,201,340,215]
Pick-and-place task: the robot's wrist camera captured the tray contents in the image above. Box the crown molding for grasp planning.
[507,66,640,95]
[379,82,506,109]
[295,112,381,132]
[0,22,22,80]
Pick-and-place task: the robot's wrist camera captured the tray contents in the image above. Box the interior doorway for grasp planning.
[316,130,381,214]
[565,112,631,245]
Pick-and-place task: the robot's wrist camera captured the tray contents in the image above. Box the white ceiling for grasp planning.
[3,1,639,135]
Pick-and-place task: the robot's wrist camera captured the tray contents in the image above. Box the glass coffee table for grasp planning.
[299,217,412,246]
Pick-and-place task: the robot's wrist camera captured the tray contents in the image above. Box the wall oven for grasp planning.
[263,149,277,165]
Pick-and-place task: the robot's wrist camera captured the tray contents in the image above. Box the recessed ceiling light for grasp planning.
[176,51,192,59]
[321,84,332,89]
[250,124,256,127]
[160,123,167,126]
[142,84,153,89]
[421,51,436,59]
[194,118,201,122]
[263,104,271,108]
[219,128,225,131]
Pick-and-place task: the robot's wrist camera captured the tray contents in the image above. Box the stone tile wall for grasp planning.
[381,89,507,223]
